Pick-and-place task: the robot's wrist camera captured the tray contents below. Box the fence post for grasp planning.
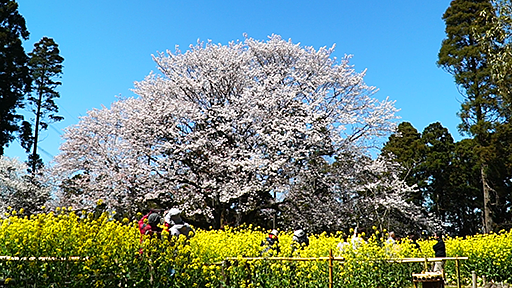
[472,271,476,288]
[329,249,333,288]
[456,258,460,288]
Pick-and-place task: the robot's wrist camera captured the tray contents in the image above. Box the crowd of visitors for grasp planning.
[138,209,447,274]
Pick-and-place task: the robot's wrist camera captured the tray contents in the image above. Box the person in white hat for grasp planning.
[291,227,309,252]
[164,208,195,239]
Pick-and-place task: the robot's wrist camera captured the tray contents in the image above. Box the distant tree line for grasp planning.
[380,121,510,236]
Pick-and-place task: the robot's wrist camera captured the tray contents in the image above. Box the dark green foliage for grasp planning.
[381,122,425,203]
[382,122,484,236]
[381,122,423,175]
[24,36,64,174]
[420,123,455,219]
[0,0,31,155]
[438,0,503,233]
[485,123,512,231]
[438,0,498,136]
[448,139,482,235]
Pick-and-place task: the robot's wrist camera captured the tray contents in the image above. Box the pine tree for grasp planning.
[420,122,455,224]
[23,37,64,175]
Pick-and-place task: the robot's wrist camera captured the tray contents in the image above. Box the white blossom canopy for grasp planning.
[53,35,399,227]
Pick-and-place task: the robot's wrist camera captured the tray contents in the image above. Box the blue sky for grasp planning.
[6,0,462,164]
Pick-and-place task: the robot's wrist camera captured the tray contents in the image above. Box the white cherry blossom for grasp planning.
[53,35,401,228]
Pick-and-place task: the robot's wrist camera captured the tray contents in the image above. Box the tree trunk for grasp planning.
[30,86,43,174]
[481,163,493,233]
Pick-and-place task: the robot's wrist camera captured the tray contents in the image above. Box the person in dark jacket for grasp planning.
[291,228,309,252]
[408,232,421,251]
[432,231,446,272]
[261,229,280,256]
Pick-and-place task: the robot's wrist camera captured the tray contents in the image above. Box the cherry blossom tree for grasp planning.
[349,156,442,234]
[53,35,399,227]
[280,153,441,234]
[0,156,49,215]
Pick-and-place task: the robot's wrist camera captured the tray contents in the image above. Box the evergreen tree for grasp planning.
[477,0,512,232]
[0,0,31,155]
[438,0,499,233]
[478,0,512,117]
[382,122,483,236]
[486,124,512,231]
[381,122,426,203]
[420,123,455,224]
[449,138,482,235]
[23,37,64,174]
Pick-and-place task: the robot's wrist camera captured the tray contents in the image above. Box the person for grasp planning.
[386,231,396,245]
[337,237,351,255]
[432,231,446,273]
[164,208,195,239]
[138,210,163,240]
[261,229,280,256]
[162,208,195,278]
[408,232,421,251]
[138,210,163,254]
[291,227,309,252]
[385,231,399,256]
[351,227,365,250]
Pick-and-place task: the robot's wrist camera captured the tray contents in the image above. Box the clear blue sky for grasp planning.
[6,0,462,164]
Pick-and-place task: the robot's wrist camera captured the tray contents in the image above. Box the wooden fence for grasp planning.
[0,253,468,287]
[223,250,468,288]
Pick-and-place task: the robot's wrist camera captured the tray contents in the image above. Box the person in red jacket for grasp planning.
[138,210,163,243]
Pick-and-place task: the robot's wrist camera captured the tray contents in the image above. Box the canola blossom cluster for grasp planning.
[0,209,511,287]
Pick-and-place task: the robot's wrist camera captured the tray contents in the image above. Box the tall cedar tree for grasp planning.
[438,0,499,233]
[22,37,64,174]
[479,0,512,117]
[0,0,30,155]
[477,0,512,232]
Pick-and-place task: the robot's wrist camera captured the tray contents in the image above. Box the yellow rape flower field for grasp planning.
[0,209,511,287]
